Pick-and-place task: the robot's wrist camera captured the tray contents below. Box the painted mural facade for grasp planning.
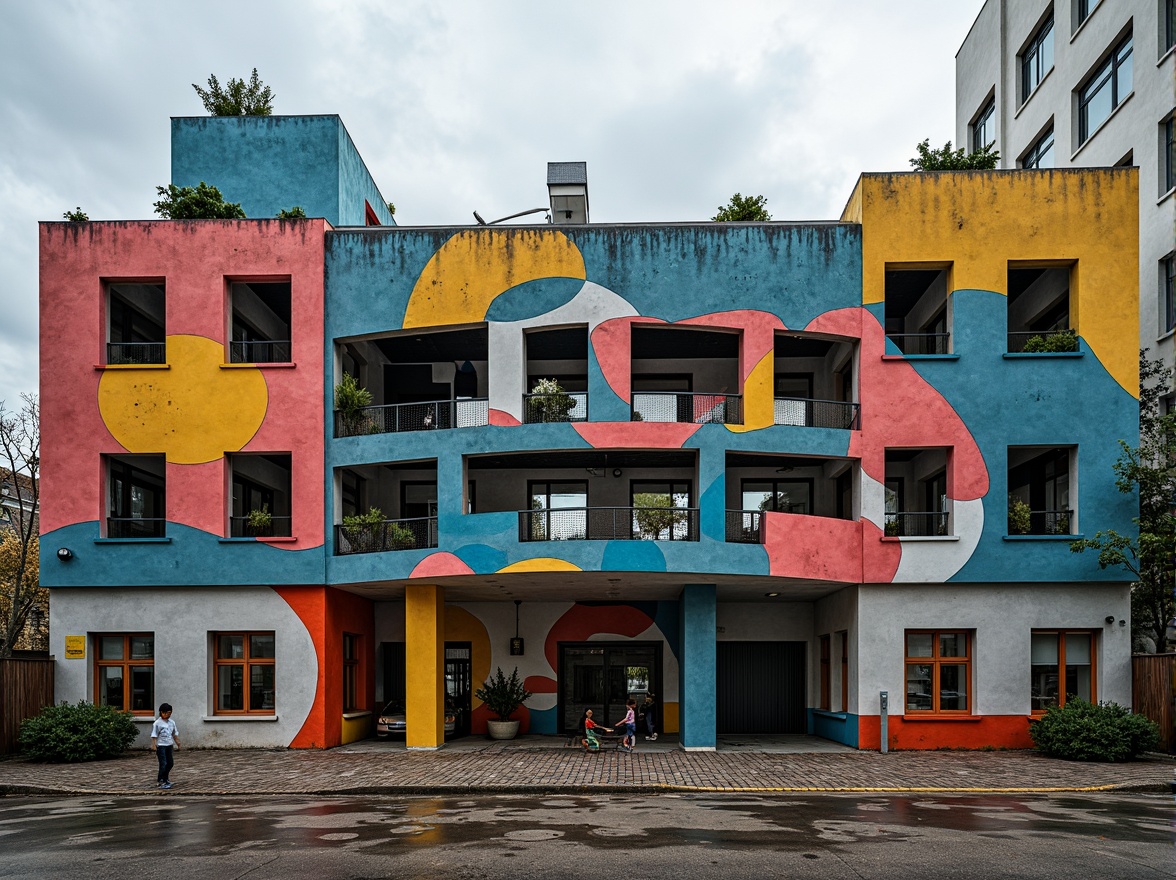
[40,116,1139,751]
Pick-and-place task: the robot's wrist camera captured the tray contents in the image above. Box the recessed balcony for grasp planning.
[334,516,438,554]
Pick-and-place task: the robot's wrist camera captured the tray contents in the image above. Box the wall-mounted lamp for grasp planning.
[1119,619,1127,627]
[765,592,780,598]
[612,468,623,478]
[57,547,73,561]
[509,599,525,656]
[1105,615,1115,625]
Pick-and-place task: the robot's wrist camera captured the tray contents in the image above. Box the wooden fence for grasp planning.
[1132,653,1175,753]
[0,653,54,754]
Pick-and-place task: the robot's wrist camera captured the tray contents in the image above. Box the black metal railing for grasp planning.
[1008,508,1072,536]
[773,397,860,429]
[886,333,950,355]
[106,517,166,538]
[334,517,438,555]
[229,515,293,538]
[107,342,166,365]
[522,392,588,423]
[1007,329,1078,353]
[884,511,950,537]
[230,340,291,363]
[630,392,742,425]
[519,506,700,542]
[334,398,490,437]
[725,510,763,543]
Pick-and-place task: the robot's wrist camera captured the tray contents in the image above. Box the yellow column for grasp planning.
[405,584,445,749]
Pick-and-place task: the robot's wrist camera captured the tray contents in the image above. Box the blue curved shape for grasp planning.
[528,706,558,735]
[601,540,667,571]
[455,544,509,574]
[485,277,586,322]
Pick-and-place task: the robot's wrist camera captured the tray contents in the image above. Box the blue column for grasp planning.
[678,583,716,750]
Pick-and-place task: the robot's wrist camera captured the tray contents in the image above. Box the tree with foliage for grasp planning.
[1071,353,1176,652]
[0,394,42,659]
[909,139,1000,171]
[62,208,88,221]
[712,193,771,222]
[154,182,246,220]
[192,68,274,116]
[387,201,396,217]
[633,493,689,540]
[276,206,307,219]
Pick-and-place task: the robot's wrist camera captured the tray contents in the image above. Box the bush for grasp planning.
[19,701,139,762]
[154,182,246,220]
[474,666,532,721]
[1029,698,1160,761]
[1022,330,1078,353]
[1008,498,1031,535]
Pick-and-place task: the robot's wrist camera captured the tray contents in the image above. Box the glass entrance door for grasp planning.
[558,642,660,733]
[445,642,472,738]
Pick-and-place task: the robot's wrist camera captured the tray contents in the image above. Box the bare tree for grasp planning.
[0,394,42,657]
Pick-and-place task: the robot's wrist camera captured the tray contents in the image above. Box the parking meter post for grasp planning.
[880,691,889,754]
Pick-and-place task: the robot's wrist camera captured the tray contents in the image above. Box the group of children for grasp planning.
[581,693,657,753]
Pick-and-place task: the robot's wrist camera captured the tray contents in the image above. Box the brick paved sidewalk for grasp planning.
[2,743,1173,795]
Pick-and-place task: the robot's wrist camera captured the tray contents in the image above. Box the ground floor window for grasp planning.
[343,633,360,712]
[214,632,275,714]
[905,631,970,714]
[1031,631,1094,712]
[95,633,154,714]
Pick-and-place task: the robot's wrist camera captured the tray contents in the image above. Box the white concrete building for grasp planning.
[956,0,1175,373]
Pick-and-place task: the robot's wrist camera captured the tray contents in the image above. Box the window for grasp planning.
[1022,126,1055,169]
[1021,14,1054,101]
[1031,631,1094,711]
[742,478,811,515]
[1164,118,1175,195]
[229,281,291,363]
[230,453,292,538]
[1163,254,1176,338]
[1075,0,1100,27]
[1079,33,1133,144]
[838,631,849,713]
[528,480,588,540]
[884,449,950,536]
[972,97,996,153]
[96,634,154,714]
[343,633,361,712]
[631,480,694,541]
[906,631,971,713]
[107,282,165,365]
[884,267,950,355]
[214,632,275,714]
[819,635,831,711]
[1008,446,1074,534]
[1168,0,1176,53]
[107,454,165,538]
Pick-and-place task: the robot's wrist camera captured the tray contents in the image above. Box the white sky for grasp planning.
[0,0,983,408]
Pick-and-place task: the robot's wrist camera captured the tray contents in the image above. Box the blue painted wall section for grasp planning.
[679,584,717,749]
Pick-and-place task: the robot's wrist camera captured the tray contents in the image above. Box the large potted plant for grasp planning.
[475,666,532,740]
[527,378,576,423]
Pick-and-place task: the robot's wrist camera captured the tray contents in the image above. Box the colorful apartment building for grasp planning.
[40,115,1140,751]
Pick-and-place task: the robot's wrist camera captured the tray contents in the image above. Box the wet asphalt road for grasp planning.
[0,792,1172,879]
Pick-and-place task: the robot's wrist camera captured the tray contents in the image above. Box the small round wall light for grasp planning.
[1104,615,1115,625]
[765,592,780,598]
[612,468,623,478]
[57,547,74,561]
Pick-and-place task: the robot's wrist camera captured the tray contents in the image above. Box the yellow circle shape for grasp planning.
[98,335,268,464]
[498,558,583,573]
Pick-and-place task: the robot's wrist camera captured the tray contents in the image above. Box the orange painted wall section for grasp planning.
[857,715,1035,751]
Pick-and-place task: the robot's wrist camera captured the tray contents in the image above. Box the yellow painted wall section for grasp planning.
[854,170,1139,397]
[727,351,775,433]
[405,584,445,749]
[341,714,371,745]
[661,701,679,734]
[403,229,587,328]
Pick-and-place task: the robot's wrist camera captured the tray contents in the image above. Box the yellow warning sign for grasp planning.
[64,636,86,660]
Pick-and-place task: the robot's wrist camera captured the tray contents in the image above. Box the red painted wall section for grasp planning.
[38,220,327,546]
[679,310,782,387]
[591,315,665,402]
[857,715,1034,751]
[762,512,863,582]
[274,585,327,748]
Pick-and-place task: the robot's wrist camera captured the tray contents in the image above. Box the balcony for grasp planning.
[1008,267,1073,353]
[1006,329,1077,354]
[334,517,438,554]
[884,267,950,355]
[522,390,588,423]
[230,340,291,363]
[1009,446,1074,535]
[631,392,742,425]
[885,511,950,537]
[726,452,858,543]
[107,282,165,365]
[1008,507,1072,536]
[229,515,292,538]
[335,398,490,437]
[773,397,859,429]
[230,281,290,363]
[106,342,166,365]
[884,333,950,356]
[107,517,166,539]
[725,510,763,543]
[518,506,699,542]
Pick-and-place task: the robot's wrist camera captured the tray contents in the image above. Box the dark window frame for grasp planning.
[1020,13,1055,102]
[1022,126,1055,169]
[1078,32,1133,144]
[972,96,996,153]
[343,632,362,713]
[1163,253,1176,335]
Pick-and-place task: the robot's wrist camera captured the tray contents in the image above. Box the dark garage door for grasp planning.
[717,641,806,734]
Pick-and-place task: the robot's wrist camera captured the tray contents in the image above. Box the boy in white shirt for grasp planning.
[150,703,180,790]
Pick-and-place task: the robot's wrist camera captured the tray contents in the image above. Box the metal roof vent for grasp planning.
[547,162,589,224]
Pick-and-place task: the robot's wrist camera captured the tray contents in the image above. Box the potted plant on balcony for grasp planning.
[246,504,273,537]
[335,373,374,436]
[1022,330,1078,353]
[474,666,532,740]
[1008,498,1032,535]
[342,507,385,553]
[528,378,576,423]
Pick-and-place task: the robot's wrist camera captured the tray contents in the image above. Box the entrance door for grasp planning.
[445,642,472,738]
[558,642,660,734]
[716,641,806,734]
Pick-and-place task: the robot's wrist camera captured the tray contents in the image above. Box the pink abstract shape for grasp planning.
[525,675,557,694]
[543,603,657,674]
[489,409,521,426]
[410,552,475,579]
[592,316,665,402]
[762,513,864,582]
[861,519,903,583]
[573,421,701,449]
[471,703,530,735]
[681,311,784,386]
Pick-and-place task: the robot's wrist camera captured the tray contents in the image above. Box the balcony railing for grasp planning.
[725,510,763,544]
[630,392,742,425]
[229,515,293,538]
[522,391,588,423]
[885,511,950,537]
[107,517,166,538]
[334,398,490,437]
[1008,508,1072,536]
[334,517,438,555]
[1007,329,1078,353]
[886,333,950,355]
[773,397,860,430]
[519,506,700,542]
[107,342,166,365]
[230,340,291,363]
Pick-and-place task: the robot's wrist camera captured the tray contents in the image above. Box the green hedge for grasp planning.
[1029,698,1160,762]
[18,701,139,762]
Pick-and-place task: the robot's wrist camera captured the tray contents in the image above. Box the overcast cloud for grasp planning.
[0,0,981,407]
